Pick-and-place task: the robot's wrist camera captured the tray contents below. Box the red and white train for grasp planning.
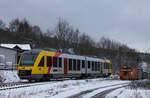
[18,49,112,81]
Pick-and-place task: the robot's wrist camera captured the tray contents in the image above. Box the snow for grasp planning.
[0,79,129,98]
[106,88,150,98]
[0,70,20,83]
[82,84,128,98]
[140,61,150,72]
[1,70,147,98]
[109,74,120,80]
[0,44,31,50]
[0,71,148,98]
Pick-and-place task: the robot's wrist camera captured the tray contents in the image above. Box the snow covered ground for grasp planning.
[0,78,129,98]
[106,87,150,98]
[0,70,20,83]
[82,83,128,98]
[0,71,149,98]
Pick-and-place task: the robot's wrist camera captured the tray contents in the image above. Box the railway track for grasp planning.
[67,83,129,98]
[0,81,57,91]
[0,78,93,91]
[0,78,123,93]
[0,82,27,88]
[0,77,74,90]
[90,86,127,98]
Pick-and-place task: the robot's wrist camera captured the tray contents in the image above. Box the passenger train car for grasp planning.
[18,49,112,81]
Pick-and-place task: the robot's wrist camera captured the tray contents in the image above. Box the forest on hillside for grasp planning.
[0,18,142,73]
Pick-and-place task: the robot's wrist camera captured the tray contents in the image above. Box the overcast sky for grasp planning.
[0,0,150,52]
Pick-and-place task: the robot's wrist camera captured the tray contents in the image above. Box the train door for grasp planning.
[100,62,103,74]
[85,58,87,74]
[46,56,52,74]
[87,61,91,74]
[64,58,68,76]
[37,56,45,74]
[81,60,86,74]
[43,56,48,74]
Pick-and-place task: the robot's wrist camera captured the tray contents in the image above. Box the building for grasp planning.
[0,46,17,69]
[0,44,31,69]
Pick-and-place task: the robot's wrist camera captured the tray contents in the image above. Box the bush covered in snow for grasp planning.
[129,80,150,90]
[0,70,20,83]
[109,74,120,80]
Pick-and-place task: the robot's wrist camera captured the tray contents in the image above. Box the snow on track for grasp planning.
[82,84,128,98]
[0,70,20,83]
[50,80,130,98]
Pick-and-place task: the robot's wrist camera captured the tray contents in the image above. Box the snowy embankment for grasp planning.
[82,83,128,98]
[0,70,20,83]
[106,88,150,98]
[0,79,129,98]
[106,80,150,98]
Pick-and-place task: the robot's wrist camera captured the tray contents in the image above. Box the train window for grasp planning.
[58,58,62,67]
[38,57,44,67]
[97,62,100,71]
[53,57,57,67]
[97,62,99,71]
[100,62,103,70]
[92,61,94,71]
[101,62,103,69]
[94,62,96,71]
[77,60,80,71]
[105,63,107,69]
[73,59,76,71]
[88,61,91,68]
[102,63,105,69]
[106,63,108,69]
[99,62,101,70]
[82,60,85,68]
[47,56,52,67]
[107,63,109,69]
[104,63,106,69]
[69,59,72,70]
[103,63,105,69]
[95,62,98,71]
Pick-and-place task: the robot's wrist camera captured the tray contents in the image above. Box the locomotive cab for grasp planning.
[18,50,38,80]
[18,49,55,81]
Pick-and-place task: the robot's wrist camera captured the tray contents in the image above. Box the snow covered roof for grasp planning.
[0,44,31,50]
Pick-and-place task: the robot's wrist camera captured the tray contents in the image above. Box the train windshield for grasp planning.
[20,53,37,66]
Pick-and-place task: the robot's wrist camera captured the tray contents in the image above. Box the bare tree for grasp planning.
[32,25,42,39]
[77,33,95,55]
[54,18,81,53]
[0,20,5,30]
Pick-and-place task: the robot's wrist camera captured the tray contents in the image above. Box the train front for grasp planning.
[17,50,38,80]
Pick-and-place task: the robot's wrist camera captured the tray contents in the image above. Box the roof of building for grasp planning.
[0,46,17,51]
[0,44,31,50]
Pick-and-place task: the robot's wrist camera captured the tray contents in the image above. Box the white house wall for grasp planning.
[0,47,17,67]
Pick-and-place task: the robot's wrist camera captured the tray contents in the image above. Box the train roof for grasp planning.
[59,53,85,60]
[23,49,43,54]
[58,53,105,62]
[86,56,105,62]
[25,49,108,62]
